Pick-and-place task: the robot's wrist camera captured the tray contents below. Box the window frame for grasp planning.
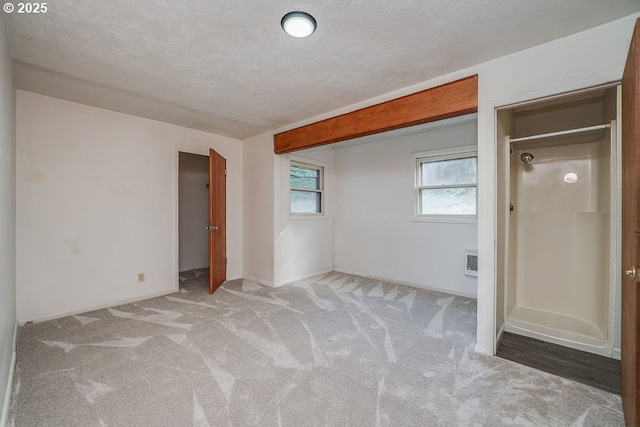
[413,146,478,224]
[289,160,325,217]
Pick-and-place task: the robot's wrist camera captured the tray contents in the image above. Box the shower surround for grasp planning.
[506,129,615,356]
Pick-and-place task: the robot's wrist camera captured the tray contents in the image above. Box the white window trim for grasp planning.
[412,145,478,224]
[289,159,326,219]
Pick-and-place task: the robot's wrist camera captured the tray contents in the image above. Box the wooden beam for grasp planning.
[274,75,478,154]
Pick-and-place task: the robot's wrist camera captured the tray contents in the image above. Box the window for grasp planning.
[415,151,477,218]
[290,161,324,215]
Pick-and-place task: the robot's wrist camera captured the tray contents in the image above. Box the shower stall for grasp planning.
[496,86,620,358]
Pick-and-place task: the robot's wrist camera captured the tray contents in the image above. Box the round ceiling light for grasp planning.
[281,11,317,38]
[563,172,578,184]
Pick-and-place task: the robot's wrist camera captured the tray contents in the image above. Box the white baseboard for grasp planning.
[18,289,178,325]
[612,347,621,360]
[1,322,18,427]
[276,269,334,287]
[333,268,478,299]
[474,343,490,355]
[244,276,275,288]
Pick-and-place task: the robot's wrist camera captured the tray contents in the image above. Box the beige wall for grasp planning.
[242,132,276,285]
[0,15,15,425]
[16,91,243,322]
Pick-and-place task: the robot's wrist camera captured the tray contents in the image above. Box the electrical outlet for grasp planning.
[138,273,145,283]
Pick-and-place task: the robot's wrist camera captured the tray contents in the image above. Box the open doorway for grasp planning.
[178,152,210,291]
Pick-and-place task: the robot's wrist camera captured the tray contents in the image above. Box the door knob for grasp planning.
[626,267,637,279]
[206,225,218,232]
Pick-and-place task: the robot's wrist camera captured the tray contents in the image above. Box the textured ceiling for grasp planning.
[5,1,640,139]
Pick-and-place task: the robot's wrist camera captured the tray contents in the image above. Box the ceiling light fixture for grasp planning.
[281,11,317,38]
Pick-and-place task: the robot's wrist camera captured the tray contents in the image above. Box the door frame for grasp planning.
[492,82,623,355]
[174,149,218,291]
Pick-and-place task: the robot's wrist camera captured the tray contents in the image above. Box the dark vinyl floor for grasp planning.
[497,332,621,395]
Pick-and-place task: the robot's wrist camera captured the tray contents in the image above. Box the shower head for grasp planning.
[520,152,534,164]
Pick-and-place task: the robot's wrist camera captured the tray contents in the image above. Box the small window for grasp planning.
[290,161,324,215]
[416,151,477,217]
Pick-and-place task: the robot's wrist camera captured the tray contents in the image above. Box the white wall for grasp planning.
[16,91,243,322]
[274,150,334,285]
[333,119,478,297]
[0,15,16,427]
[178,153,209,272]
[242,132,275,286]
[242,13,640,355]
[242,136,335,287]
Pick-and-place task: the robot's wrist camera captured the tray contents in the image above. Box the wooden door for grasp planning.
[208,148,226,293]
[622,17,640,427]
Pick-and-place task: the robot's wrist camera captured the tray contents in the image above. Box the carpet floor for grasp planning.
[8,272,622,426]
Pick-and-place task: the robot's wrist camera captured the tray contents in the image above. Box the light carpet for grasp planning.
[8,272,622,426]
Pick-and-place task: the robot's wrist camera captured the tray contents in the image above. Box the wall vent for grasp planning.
[465,250,478,276]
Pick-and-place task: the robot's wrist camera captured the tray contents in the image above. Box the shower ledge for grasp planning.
[508,306,607,342]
